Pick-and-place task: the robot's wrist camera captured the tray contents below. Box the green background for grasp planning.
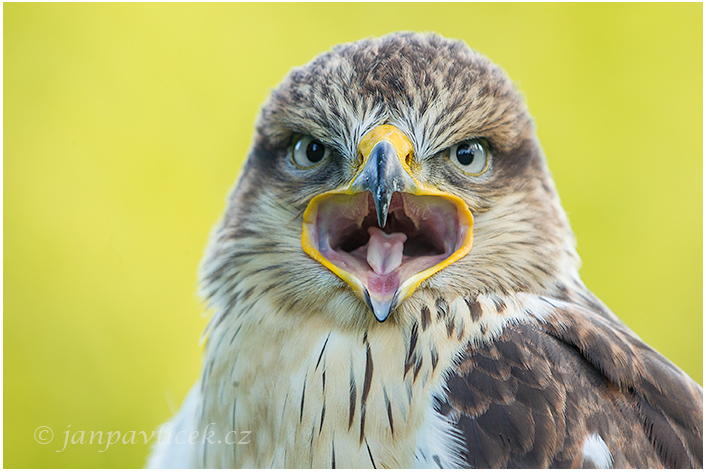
[5,3,702,468]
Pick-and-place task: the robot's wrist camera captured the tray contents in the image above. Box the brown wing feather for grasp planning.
[540,300,703,468]
[436,300,702,468]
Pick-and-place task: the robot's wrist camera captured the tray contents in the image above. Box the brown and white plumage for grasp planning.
[148,32,702,468]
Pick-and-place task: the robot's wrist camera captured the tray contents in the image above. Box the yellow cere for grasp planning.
[358,125,416,173]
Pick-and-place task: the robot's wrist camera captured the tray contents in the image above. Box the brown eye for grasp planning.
[448,139,489,175]
[292,136,330,168]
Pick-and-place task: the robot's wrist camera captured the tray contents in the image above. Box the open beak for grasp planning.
[302,125,474,322]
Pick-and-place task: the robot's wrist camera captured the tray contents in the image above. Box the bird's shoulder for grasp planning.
[433,293,703,468]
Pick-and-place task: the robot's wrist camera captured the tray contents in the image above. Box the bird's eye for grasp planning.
[448,139,490,175]
[292,136,331,168]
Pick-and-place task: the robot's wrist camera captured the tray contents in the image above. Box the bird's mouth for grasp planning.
[302,190,473,321]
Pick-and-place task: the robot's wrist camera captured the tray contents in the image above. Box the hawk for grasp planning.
[148,32,702,468]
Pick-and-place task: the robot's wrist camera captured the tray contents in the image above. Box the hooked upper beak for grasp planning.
[301,125,474,322]
[350,125,417,227]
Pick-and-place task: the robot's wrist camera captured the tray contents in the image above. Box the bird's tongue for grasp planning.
[366,227,407,275]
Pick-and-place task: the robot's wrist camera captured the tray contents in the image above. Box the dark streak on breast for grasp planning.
[300,373,307,423]
[433,455,443,468]
[331,440,336,468]
[436,298,449,320]
[365,438,378,468]
[494,298,507,314]
[280,392,289,424]
[466,298,483,322]
[360,341,374,443]
[446,317,455,337]
[315,335,330,371]
[405,322,419,376]
[319,399,326,434]
[229,324,243,345]
[413,356,423,382]
[421,306,431,330]
[349,361,357,430]
[383,385,395,435]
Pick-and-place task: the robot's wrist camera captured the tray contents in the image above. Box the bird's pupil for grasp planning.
[456,144,475,166]
[306,141,325,162]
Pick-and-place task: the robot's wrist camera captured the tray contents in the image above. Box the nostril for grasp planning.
[405,152,413,166]
[356,152,365,167]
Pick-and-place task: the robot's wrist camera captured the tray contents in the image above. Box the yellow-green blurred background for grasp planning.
[5,3,702,468]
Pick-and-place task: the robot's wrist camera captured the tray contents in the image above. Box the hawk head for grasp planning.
[201,32,579,329]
